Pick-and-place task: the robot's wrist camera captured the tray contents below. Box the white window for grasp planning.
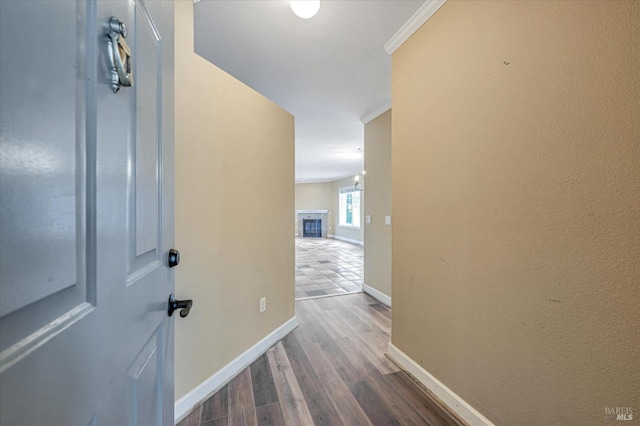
[339,188,361,228]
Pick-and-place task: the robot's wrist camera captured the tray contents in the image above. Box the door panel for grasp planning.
[132,0,161,266]
[0,0,175,424]
[0,0,93,367]
[128,325,164,426]
[0,1,81,318]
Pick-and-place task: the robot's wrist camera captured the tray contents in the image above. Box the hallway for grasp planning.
[295,238,363,299]
[177,293,461,426]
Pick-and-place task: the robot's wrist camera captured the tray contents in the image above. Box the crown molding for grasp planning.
[384,0,447,55]
[361,101,391,124]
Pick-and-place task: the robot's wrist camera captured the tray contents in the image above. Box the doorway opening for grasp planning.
[294,238,363,300]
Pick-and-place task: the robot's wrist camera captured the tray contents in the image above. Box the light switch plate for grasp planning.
[385,215,392,225]
[366,215,372,224]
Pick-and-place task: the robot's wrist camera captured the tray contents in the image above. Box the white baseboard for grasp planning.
[362,283,391,307]
[174,316,299,423]
[387,343,494,426]
[331,235,364,246]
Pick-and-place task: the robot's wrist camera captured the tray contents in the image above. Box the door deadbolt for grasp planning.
[168,249,180,268]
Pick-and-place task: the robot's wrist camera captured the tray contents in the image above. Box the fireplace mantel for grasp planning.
[296,209,329,214]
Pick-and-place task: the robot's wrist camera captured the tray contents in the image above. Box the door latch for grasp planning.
[107,16,133,93]
[168,294,193,318]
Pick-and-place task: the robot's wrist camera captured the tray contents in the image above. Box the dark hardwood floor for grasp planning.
[178,293,463,426]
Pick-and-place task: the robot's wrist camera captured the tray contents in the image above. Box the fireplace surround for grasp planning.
[296,209,329,238]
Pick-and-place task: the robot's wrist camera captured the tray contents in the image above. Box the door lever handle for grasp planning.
[168,294,193,318]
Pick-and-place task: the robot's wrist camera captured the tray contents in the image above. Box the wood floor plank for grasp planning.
[369,302,391,319]
[361,329,392,354]
[177,293,461,426]
[343,300,392,336]
[281,332,323,396]
[333,336,379,378]
[305,390,344,426]
[201,418,228,426]
[347,334,399,376]
[177,405,201,426]
[228,369,258,426]
[333,308,374,336]
[250,354,279,407]
[201,384,229,422]
[368,372,434,425]
[318,335,368,384]
[266,342,315,425]
[314,309,349,338]
[302,341,373,426]
[348,380,401,426]
[295,302,335,347]
[385,371,465,426]
[255,403,287,426]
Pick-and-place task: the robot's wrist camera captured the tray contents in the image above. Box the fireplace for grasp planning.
[296,209,329,238]
[303,219,322,238]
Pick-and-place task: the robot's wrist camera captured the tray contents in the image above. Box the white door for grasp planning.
[0,0,177,425]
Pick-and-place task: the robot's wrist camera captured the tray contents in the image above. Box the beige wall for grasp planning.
[294,182,334,235]
[331,175,364,244]
[295,182,333,211]
[174,0,295,401]
[364,110,392,299]
[392,1,639,424]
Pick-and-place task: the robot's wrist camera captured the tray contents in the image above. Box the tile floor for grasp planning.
[295,238,363,300]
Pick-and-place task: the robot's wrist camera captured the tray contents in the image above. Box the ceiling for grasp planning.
[193,0,425,182]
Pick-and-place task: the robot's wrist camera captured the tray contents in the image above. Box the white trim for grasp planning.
[339,185,359,194]
[296,172,364,185]
[331,235,364,246]
[387,343,495,426]
[296,209,329,214]
[296,178,336,184]
[362,283,391,307]
[338,224,361,231]
[384,0,447,55]
[361,101,391,124]
[174,316,299,423]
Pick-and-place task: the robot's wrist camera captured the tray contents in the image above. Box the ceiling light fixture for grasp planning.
[354,171,365,191]
[290,0,320,19]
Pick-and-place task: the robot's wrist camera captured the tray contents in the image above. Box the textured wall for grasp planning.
[364,110,392,298]
[174,0,295,401]
[392,1,640,424]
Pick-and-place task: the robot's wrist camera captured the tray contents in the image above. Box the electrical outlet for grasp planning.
[260,297,266,313]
